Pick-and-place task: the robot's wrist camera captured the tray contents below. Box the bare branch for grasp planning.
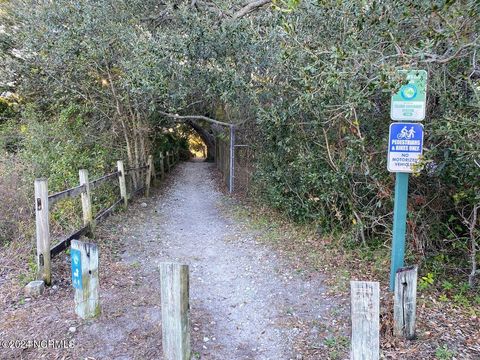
[158,111,233,127]
[232,0,271,19]
[423,40,479,64]
[193,0,233,18]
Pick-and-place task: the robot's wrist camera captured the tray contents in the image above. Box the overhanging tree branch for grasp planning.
[158,111,233,127]
[232,0,271,19]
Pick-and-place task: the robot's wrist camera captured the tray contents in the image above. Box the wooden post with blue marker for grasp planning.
[71,240,100,319]
[388,70,427,291]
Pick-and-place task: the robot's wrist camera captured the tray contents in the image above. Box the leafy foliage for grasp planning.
[1,0,478,284]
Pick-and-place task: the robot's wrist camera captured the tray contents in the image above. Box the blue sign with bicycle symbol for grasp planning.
[71,249,83,289]
[388,123,424,173]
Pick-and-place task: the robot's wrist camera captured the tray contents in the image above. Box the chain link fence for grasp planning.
[214,124,254,195]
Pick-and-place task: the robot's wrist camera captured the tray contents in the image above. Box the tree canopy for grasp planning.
[1,0,479,284]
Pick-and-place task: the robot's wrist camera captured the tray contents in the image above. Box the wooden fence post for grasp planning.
[146,155,153,197]
[394,266,418,340]
[79,169,94,233]
[159,152,165,180]
[350,281,380,360]
[35,178,51,285]
[219,139,222,171]
[160,262,190,360]
[117,160,128,209]
[71,240,100,319]
[150,154,157,186]
[215,138,219,169]
[166,151,171,172]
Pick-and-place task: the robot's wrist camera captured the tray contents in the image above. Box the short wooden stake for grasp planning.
[71,240,100,319]
[79,169,94,233]
[159,152,165,180]
[146,155,153,197]
[117,160,128,209]
[160,262,190,360]
[394,266,418,340]
[34,178,51,285]
[350,281,380,360]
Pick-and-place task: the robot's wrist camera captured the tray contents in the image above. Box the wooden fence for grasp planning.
[34,148,180,285]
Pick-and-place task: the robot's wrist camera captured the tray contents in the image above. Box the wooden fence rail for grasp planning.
[34,149,180,285]
[48,184,86,207]
[90,171,121,190]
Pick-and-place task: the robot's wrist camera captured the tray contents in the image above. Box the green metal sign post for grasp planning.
[389,172,409,290]
[388,70,427,291]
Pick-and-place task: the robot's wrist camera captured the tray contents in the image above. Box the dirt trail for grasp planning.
[1,161,339,360]
[150,162,329,359]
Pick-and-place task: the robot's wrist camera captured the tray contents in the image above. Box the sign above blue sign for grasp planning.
[71,249,83,289]
[387,123,424,173]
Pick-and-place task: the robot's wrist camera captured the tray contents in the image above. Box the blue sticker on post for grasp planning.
[388,123,424,173]
[71,249,83,289]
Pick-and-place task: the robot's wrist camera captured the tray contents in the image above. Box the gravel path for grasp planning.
[1,161,334,360]
[135,161,332,359]
[152,161,327,359]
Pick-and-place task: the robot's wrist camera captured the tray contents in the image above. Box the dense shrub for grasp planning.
[247,1,480,284]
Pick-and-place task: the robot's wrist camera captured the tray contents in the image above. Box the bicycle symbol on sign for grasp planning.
[397,126,416,140]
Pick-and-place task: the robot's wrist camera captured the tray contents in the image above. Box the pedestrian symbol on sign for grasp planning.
[396,126,416,140]
[387,123,424,173]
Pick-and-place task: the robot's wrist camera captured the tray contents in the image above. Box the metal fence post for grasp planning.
[229,125,235,193]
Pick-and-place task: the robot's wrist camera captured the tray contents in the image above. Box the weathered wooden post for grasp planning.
[166,151,171,172]
[350,281,380,360]
[71,240,100,319]
[160,262,190,360]
[35,178,51,285]
[216,140,220,169]
[215,138,219,169]
[79,169,94,233]
[150,154,157,186]
[159,152,165,180]
[117,160,128,209]
[394,266,418,339]
[146,154,153,197]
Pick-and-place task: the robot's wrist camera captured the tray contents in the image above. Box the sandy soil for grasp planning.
[0,161,344,360]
